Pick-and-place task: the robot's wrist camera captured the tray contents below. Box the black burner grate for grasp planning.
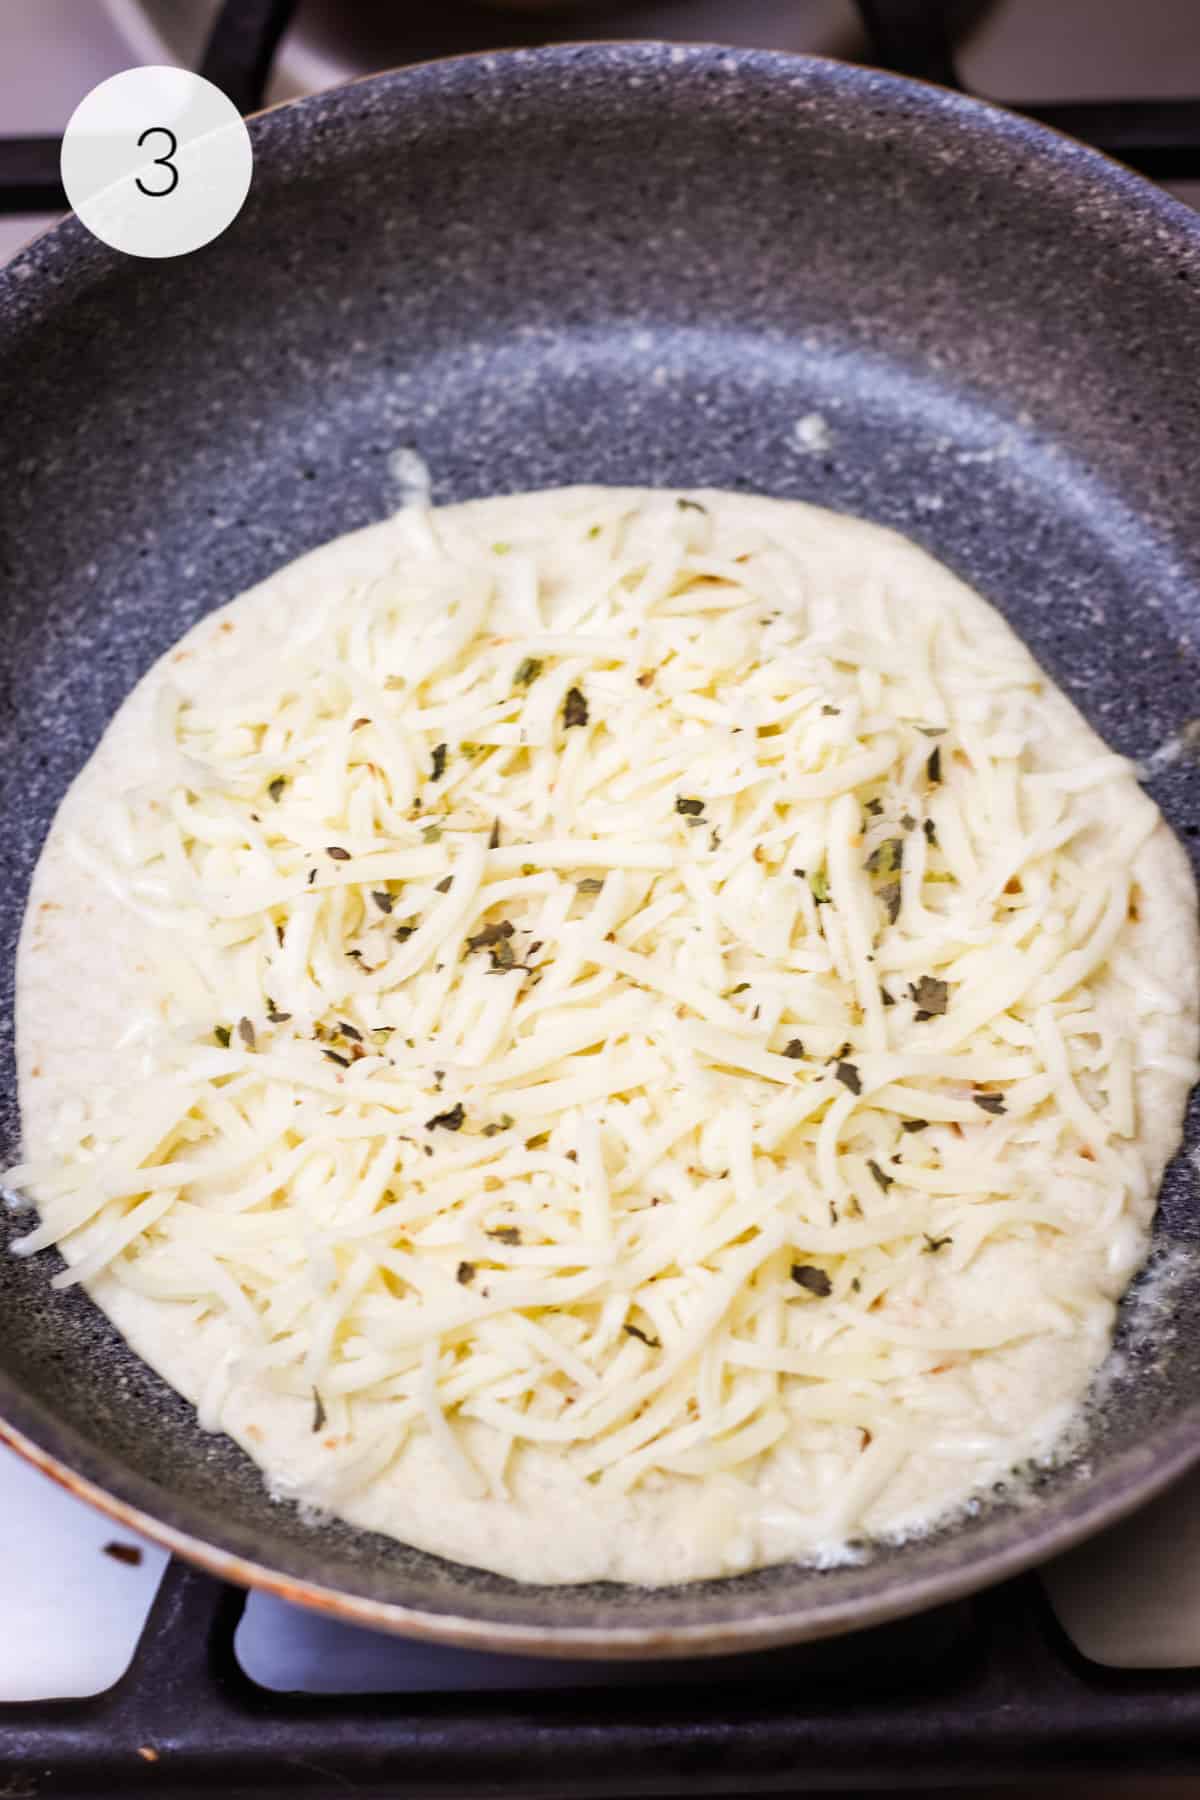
[3,0,1200,214]
[6,1557,1200,1796]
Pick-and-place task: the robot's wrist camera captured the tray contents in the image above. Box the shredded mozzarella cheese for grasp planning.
[10,487,1187,1545]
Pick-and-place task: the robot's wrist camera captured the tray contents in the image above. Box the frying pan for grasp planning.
[2,42,1200,1658]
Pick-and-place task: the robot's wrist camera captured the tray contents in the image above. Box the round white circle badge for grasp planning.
[60,67,253,260]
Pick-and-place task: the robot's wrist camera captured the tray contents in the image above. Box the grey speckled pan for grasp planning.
[2,42,1200,1657]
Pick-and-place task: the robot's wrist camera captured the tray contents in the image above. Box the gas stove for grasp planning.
[4,3,1200,1794]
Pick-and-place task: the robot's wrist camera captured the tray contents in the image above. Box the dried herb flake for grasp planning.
[782,1038,805,1059]
[835,1060,862,1096]
[267,776,286,803]
[467,919,515,953]
[214,1024,232,1048]
[430,743,448,782]
[514,657,543,687]
[909,975,949,1020]
[923,1233,953,1254]
[973,1092,1007,1116]
[867,1158,894,1192]
[791,1263,832,1297]
[487,1225,521,1246]
[624,1321,662,1347]
[675,796,704,817]
[866,837,904,877]
[237,1017,256,1051]
[312,1389,327,1434]
[426,1102,465,1132]
[562,685,589,729]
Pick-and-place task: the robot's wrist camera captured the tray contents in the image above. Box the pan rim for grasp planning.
[4,1396,1200,1658]
[3,38,1200,1656]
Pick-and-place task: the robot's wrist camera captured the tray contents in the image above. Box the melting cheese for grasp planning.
[9,486,1194,1571]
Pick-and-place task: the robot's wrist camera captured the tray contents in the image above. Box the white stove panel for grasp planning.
[0,1445,166,1702]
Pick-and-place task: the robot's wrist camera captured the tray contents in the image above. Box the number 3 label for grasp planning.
[60,68,253,259]
[135,126,180,199]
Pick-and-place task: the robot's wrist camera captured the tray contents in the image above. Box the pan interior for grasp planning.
[1,44,1200,1643]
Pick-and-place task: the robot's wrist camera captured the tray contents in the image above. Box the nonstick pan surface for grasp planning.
[2,43,1200,1656]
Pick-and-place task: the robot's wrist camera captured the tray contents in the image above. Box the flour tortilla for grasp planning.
[15,488,1200,1585]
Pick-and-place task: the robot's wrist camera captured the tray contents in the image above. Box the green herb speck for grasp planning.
[562,685,589,729]
[835,1060,862,1096]
[909,975,949,1020]
[425,1102,465,1132]
[790,1264,832,1297]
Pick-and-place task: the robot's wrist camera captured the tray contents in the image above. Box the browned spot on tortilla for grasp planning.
[137,1746,160,1763]
[1004,877,1022,895]
[245,1424,264,1443]
[219,621,234,634]
[30,1065,41,1078]
[1080,1145,1096,1161]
